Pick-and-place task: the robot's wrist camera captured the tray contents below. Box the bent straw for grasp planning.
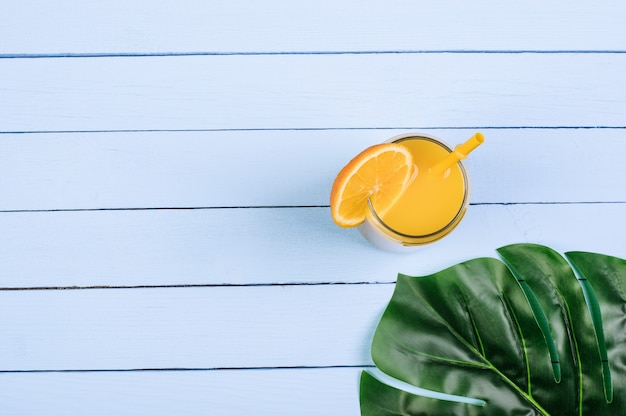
[429,132,484,177]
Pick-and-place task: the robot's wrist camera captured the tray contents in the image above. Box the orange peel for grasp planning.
[330,143,414,228]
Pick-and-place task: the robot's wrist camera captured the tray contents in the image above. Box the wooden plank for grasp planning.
[0,283,393,371]
[0,204,623,288]
[1,0,624,55]
[1,129,624,211]
[0,367,362,416]
[1,54,624,132]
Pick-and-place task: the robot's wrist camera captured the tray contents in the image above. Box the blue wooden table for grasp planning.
[1,1,625,414]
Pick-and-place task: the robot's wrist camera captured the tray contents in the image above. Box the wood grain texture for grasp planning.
[1,1,625,414]
[0,204,623,288]
[1,54,624,132]
[1,129,625,211]
[0,368,362,416]
[0,283,393,371]
[1,0,624,55]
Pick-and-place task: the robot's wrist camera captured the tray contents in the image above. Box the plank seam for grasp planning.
[1,50,625,59]
[1,201,624,214]
[0,365,375,374]
[0,281,396,292]
[2,126,625,135]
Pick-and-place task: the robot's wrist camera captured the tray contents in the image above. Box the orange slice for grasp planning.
[330,143,414,228]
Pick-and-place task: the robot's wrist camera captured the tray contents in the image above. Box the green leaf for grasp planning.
[565,250,626,412]
[361,243,626,415]
[360,370,484,416]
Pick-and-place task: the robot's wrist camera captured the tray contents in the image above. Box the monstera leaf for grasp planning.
[360,243,626,415]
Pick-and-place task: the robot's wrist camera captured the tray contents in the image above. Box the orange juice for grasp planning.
[379,137,467,236]
[359,133,469,250]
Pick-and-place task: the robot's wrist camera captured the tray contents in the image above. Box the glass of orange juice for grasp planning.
[358,132,472,252]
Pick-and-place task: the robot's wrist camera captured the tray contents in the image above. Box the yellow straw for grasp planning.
[429,132,484,177]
